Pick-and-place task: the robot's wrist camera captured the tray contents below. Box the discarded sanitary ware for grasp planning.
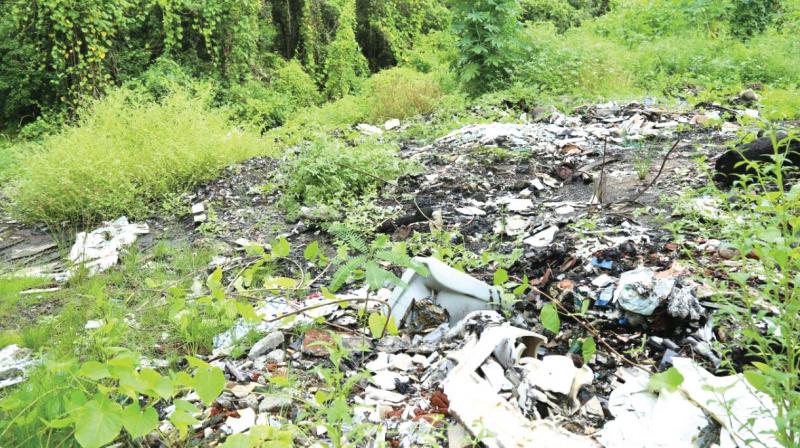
[388,257,502,326]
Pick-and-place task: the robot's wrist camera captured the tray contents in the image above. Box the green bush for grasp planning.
[451,0,523,94]
[323,0,370,100]
[228,60,321,131]
[281,138,414,214]
[5,88,268,224]
[364,67,442,121]
[520,0,585,32]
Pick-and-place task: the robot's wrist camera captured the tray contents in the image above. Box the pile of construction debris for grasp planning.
[1,100,785,446]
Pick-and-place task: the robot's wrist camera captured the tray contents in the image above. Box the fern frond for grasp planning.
[329,254,368,292]
[328,223,368,254]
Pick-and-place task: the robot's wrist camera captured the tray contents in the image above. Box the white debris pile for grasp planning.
[64,217,149,279]
[0,345,36,389]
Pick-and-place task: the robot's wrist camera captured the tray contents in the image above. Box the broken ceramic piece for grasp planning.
[388,257,502,327]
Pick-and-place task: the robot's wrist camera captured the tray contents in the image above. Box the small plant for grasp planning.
[307,333,375,447]
[0,351,225,448]
[197,205,224,236]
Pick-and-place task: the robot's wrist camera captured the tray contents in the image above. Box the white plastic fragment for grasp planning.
[384,119,401,130]
[225,407,256,434]
[523,225,559,248]
[598,367,712,448]
[522,355,580,395]
[443,326,597,448]
[672,357,780,448]
[455,206,486,217]
[67,217,149,277]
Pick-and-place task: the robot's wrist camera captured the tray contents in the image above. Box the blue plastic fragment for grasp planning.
[595,285,614,307]
[591,257,613,270]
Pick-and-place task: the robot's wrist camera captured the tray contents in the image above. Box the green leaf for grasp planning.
[271,237,291,258]
[648,367,685,393]
[263,277,298,289]
[207,267,223,290]
[540,303,560,334]
[580,298,591,315]
[304,241,319,261]
[368,312,393,338]
[236,301,260,322]
[139,368,174,399]
[79,361,110,381]
[744,369,771,395]
[512,275,529,295]
[74,398,124,448]
[582,337,596,362]
[192,363,225,406]
[122,404,158,439]
[169,400,199,438]
[493,268,509,286]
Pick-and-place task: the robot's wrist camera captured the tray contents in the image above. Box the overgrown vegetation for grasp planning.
[669,130,800,446]
[5,88,266,224]
[1,0,800,446]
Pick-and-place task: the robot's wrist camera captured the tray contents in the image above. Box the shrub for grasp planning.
[520,0,585,32]
[281,138,414,214]
[451,0,523,93]
[323,0,370,100]
[228,60,321,131]
[730,0,781,39]
[5,88,267,224]
[364,67,442,121]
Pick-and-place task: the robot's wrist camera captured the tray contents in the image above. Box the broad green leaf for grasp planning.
[220,434,251,448]
[368,312,395,338]
[74,398,124,448]
[263,277,298,289]
[107,350,138,371]
[192,363,225,406]
[79,361,110,381]
[304,241,319,261]
[271,237,290,258]
[493,268,509,286]
[648,367,685,393]
[169,400,199,438]
[540,303,560,334]
[236,301,260,322]
[744,369,771,395]
[582,337,596,362]
[207,267,223,290]
[122,404,158,439]
[139,368,174,399]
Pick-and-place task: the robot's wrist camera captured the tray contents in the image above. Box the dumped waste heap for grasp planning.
[0,101,788,447]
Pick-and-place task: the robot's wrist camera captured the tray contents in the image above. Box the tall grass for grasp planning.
[5,88,269,224]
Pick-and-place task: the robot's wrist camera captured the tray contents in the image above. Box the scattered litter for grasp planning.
[0,345,36,389]
[66,217,149,278]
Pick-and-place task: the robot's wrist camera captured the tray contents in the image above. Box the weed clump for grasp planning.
[281,139,414,217]
[364,67,443,121]
[5,88,267,225]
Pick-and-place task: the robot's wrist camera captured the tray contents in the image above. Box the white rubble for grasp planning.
[0,345,36,389]
[66,217,149,278]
